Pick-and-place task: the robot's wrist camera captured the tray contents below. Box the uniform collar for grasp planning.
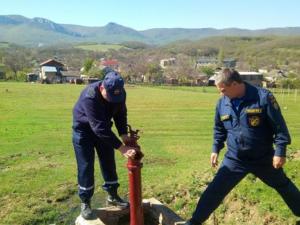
[223,82,257,106]
[243,82,258,102]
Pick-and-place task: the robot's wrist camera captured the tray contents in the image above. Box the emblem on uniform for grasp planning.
[268,95,279,110]
[221,115,230,121]
[246,108,262,114]
[249,115,260,127]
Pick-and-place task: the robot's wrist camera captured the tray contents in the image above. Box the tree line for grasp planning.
[1,36,300,88]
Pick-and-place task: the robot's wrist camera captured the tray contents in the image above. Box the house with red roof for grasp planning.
[100,59,119,71]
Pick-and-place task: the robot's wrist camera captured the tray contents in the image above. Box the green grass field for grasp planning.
[0,83,299,225]
[75,43,127,52]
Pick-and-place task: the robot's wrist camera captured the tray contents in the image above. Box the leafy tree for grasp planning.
[217,47,224,66]
[3,53,23,79]
[200,66,215,76]
[162,54,198,85]
[5,70,15,80]
[2,47,33,80]
[146,63,163,83]
[249,56,258,71]
[88,67,105,79]
[200,47,218,57]
[121,41,149,49]
[0,63,6,79]
[16,71,27,82]
[186,48,198,58]
[83,58,94,73]
[287,72,298,79]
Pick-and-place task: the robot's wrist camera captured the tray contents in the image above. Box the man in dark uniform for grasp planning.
[185,68,300,224]
[72,71,136,219]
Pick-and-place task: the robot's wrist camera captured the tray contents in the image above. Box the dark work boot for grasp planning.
[80,200,93,220]
[106,189,129,208]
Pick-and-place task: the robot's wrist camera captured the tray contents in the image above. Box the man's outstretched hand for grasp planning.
[273,156,286,169]
[211,152,219,168]
[118,145,137,159]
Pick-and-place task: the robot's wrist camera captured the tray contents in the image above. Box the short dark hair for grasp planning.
[215,68,243,85]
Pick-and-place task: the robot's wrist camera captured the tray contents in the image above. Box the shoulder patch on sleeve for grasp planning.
[220,115,230,121]
[268,94,279,110]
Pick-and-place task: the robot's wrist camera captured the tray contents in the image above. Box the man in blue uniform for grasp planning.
[72,71,137,219]
[185,68,300,224]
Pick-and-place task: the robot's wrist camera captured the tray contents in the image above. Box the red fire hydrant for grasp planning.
[126,125,144,225]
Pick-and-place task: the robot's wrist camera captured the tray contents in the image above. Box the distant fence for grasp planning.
[269,88,299,106]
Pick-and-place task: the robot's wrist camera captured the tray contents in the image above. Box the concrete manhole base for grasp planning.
[75,198,186,225]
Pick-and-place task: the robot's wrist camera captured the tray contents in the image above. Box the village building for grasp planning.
[100,59,119,71]
[196,57,218,67]
[194,74,209,86]
[39,59,66,83]
[196,57,237,69]
[160,58,176,69]
[239,72,263,87]
[165,77,179,85]
[61,70,81,83]
[223,58,237,68]
[208,71,263,86]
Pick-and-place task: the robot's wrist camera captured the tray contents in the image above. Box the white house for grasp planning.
[160,58,176,69]
[40,66,58,83]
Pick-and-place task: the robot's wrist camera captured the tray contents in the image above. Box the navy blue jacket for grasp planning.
[212,82,291,162]
[73,81,127,149]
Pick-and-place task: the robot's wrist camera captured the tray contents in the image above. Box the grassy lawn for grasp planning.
[0,83,299,225]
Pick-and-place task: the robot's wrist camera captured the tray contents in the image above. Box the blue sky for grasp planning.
[1,0,300,30]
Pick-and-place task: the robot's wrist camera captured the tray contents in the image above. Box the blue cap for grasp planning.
[103,71,125,103]
[102,66,114,75]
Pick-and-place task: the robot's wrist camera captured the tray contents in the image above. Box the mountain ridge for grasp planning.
[1,15,300,47]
